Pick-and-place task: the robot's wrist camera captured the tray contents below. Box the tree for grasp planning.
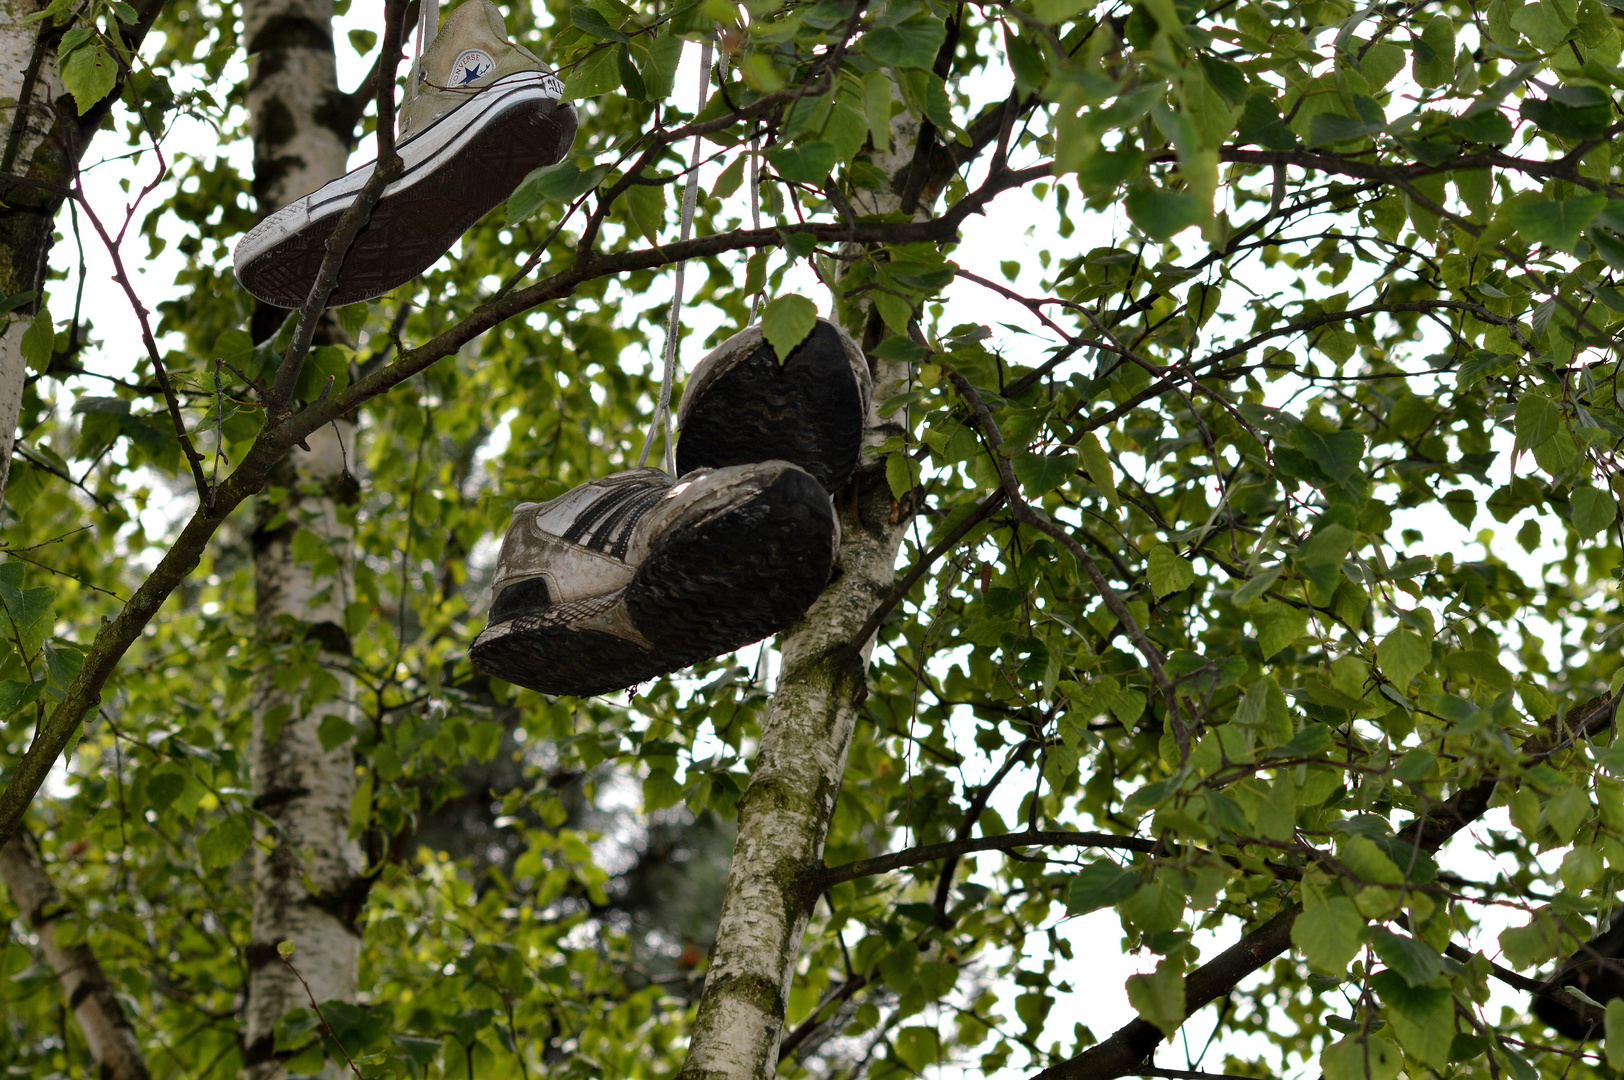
[12,0,1624,1077]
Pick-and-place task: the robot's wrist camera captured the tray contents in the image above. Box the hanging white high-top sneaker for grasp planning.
[234,0,577,309]
[470,462,838,697]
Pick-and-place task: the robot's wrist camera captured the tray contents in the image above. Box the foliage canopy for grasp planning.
[8,0,1624,1077]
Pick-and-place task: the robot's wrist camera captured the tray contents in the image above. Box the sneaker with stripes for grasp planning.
[470,462,837,697]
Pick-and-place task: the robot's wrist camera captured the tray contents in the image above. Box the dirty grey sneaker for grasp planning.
[676,318,872,492]
[234,0,577,308]
[469,462,837,696]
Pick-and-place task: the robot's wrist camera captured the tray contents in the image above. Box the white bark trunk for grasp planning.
[0,318,28,504]
[1,830,153,1080]
[243,0,348,215]
[241,4,357,1064]
[678,103,927,1080]
[245,422,363,1080]
[0,0,62,509]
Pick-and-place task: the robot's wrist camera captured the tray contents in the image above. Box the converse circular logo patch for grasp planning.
[449,48,495,86]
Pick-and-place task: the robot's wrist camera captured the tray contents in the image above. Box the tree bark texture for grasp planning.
[241,0,361,1070]
[0,0,164,508]
[0,0,60,506]
[245,423,364,1079]
[0,829,153,1080]
[676,98,927,1080]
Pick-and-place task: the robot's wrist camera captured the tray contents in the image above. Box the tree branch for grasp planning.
[821,829,1158,889]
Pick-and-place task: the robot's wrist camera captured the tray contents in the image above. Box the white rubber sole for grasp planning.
[234,70,575,308]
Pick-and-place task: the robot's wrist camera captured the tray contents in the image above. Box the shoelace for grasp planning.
[637,36,714,474]
[406,0,439,105]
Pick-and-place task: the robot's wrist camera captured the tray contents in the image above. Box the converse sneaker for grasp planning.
[676,318,872,492]
[234,0,577,309]
[470,462,837,696]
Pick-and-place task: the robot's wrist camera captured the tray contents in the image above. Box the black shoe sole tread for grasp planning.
[676,321,865,492]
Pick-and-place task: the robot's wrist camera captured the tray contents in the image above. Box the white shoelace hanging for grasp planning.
[638,37,713,473]
[407,0,438,101]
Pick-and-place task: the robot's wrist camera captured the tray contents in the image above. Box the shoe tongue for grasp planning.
[425,0,507,88]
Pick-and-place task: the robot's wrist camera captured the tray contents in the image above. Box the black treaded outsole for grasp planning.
[468,469,835,697]
[240,97,576,308]
[676,322,864,492]
[629,467,834,659]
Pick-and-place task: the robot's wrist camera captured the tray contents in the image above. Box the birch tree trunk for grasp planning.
[241,0,364,1073]
[677,100,929,1080]
[0,0,59,506]
[0,0,166,510]
[0,829,153,1080]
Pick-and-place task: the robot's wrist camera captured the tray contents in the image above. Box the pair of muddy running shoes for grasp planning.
[232,2,868,696]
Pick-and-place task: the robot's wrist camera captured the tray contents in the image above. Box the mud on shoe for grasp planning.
[234,0,578,309]
[676,318,871,493]
[469,462,837,697]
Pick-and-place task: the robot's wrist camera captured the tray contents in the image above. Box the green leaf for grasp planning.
[562,46,621,99]
[317,713,355,752]
[392,1034,443,1068]
[1288,427,1363,482]
[1065,860,1139,914]
[1004,26,1047,98]
[1515,391,1561,448]
[885,453,914,498]
[1411,14,1456,87]
[1451,109,1514,144]
[196,814,253,870]
[1291,895,1363,973]
[1371,970,1452,1067]
[0,580,54,657]
[1124,187,1203,239]
[0,678,44,719]
[712,155,747,200]
[1369,928,1444,987]
[1236,93,1296,149]
[61,45,116,115]
[768,141,837,184]
[570,5,630,43]
[1231,564,1282,608]
[19,307,52,372]
[1521,88,1613,140]
[1076,432,1119,512]
[636,32,682,100]
[1322,1036,1402,1080]
[1254,602,1308,659]
[1013,449,1077,496]
[643,768,682,811]
[1376,628,1430,689]
[893,1027,940,1072]
[1146,545,1197,598]
[1510,192,1607,252]
[760,294,818,362]
[862,69,894,152]
[508,162,607,223]
[624,182,666,246]
[1573,484,1618,538]
[862,14,947,69]
[1500,917,1559,969]
[0,290,36,317]
[1125,959,1185,1038]
[1548,783,1590,842]
[1606,999,1624,1069]
[616,44,647,100]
